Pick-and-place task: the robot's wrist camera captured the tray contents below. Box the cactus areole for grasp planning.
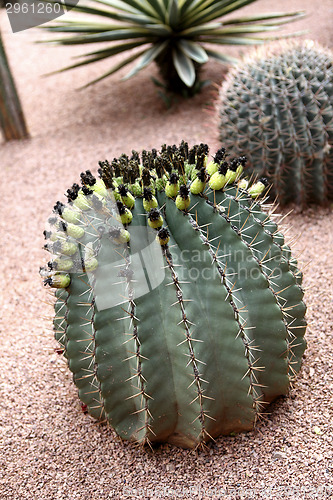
[40,142,307,449]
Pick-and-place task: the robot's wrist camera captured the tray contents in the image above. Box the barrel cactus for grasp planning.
[218,40,333,206]
[40,142,307,449]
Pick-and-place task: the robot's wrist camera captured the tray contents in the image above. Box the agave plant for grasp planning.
[42,0,304,94]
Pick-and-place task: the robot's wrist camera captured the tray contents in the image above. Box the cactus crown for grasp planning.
[41,142,307,449]
[218,40,333,206]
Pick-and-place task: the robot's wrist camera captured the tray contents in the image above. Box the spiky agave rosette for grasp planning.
[41,0,305,94]
[40,142,307,449]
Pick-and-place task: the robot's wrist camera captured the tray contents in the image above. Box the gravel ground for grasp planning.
[1,1,332,499]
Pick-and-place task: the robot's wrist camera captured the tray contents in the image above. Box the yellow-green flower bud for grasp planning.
[51,218,85,240]
[49,258,74,272]
[44,229,65,243]
[238,178,249,190]
[148,181,156,195]
[122,193,135,209]
[111,188,122,202]
[155,177,166,192]
[235,164,244,180]
[175,185,190,211]
[206,161,219,176]
[115,201,133,225]
[225,169,238,185]
[62,207,81,224]
[117,184,135,209]
[46,239,78,257]
[226,156,247,184]
[73,190,91,211]
[143,197,158,211]
[109,227,130,245]
[190,178,205,194]
[84,258,99,272]
[130,182,143,197]
[60,241,78,256]
[65,223,85,240]
[248,178,269,198]
[156,227,170,246]
[53,201,81,224]
[44,273,71,289]
[209,171,226,191]
[143,188,158,211]
[165,173,179,198]
[93,179,109,198]
[190,168,206,195]
[147,208,163,229]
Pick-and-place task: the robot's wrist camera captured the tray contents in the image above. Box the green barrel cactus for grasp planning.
[218,40,333,206]
[40,142,307,449]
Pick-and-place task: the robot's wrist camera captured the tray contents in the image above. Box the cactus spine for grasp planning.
[218,40,333,206]
[41,142,307,449]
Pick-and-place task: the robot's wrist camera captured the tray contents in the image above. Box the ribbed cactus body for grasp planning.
[218,40,333,206]
[41,143,306,448]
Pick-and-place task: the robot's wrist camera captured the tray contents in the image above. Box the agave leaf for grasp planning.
[196,0,259,16]
[183,0,258,26]
[41,0,152,22]
[253,16,306,28]
[201,36,266,45]
[260,30,308,41]
[123,41,168,79]
[150,76,167,88]
[58,0,163,19]
[45,42,148,74]
[167,0,180,28]
[183,0,217,15]
[96,10,163,26]
[180,22,222,37]
[43,2,130,22]
[103,0,159,18]
[40,0,162,27]
[80,48,148,88]
[42,22,127,34]
[172,47,196,87]
[145,23,173,35]
[182,24,284,39]
[89,0,143,14]
[224,11,306,25]
[186,2,304,29]
[44,27,167,45]
[178,39,208,64]
[145,0,167,20]
[205,47,238,64]
[78,41,148,59]
[90,0,165,23]
[203,25,286,36]
[179,0,198,16]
